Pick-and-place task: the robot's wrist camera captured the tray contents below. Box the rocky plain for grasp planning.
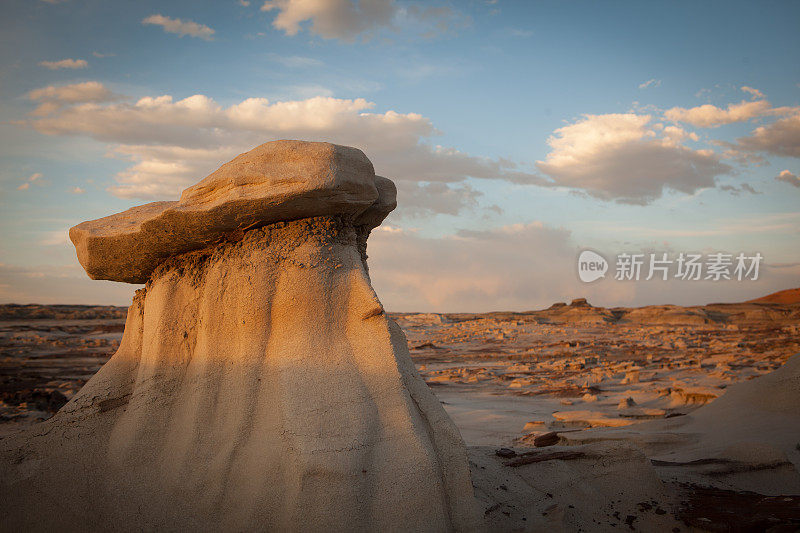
[2,289,799,531]
[0,141,798,532]
[3,293,798,442]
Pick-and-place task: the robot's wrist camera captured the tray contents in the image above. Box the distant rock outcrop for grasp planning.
[747,287,800,305]
[1,141,478,532]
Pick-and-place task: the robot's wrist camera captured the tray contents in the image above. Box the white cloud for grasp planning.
[16,173,42,191]
[25,89,541,201]
[260,0,467,42]
[107,144,237,199]
[664,99,773,128]
[741,86,765,100]
[536,113,730,204]
[664,87,794,128]
[29,81,114,103]
[638,79,661,90]
[776,170,800,188]
[735,112,800,158]
[38,58,88,70]
[28,81,118,116]
[71,186,86,194]
[142,14,215,40]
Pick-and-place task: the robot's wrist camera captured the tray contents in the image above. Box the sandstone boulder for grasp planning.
[70,140,382,284]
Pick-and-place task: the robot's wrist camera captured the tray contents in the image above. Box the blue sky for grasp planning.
[1,0,798,310]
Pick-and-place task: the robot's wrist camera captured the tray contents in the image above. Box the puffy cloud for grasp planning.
[664,87,795,128]
[27,90,541,200]
[536,113,731,204]
[638,79,661,90]
[664,99,773,128]
[776,170,800,188]
[735,113,800,158]
[142,14,215,40]
[38,58,88,70]
[260,0,467,42]
[107,144,240,199]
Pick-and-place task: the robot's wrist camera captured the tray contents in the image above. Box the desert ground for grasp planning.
[2,290,799,531]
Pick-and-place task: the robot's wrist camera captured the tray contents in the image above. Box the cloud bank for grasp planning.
[27,85,541,213]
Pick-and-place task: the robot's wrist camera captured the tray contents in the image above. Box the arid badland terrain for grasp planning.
[1,141,798,532]
[2,289,799,531]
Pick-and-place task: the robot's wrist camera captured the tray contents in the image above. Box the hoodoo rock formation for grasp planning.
[0,141,479,532]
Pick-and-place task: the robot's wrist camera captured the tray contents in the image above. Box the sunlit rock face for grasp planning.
[0,141,478,532]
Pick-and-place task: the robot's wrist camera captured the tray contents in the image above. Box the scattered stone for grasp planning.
[495,447,517,458]
[618,397,637,409]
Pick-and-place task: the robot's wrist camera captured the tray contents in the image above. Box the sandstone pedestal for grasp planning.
[0,141,479,532]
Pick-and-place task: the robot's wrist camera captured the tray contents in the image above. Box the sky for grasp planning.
[0,0,798,311]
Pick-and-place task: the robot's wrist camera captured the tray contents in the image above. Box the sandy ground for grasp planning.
[2,299,799,530]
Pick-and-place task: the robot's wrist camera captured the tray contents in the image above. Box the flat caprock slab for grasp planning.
[70,140,391,283]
